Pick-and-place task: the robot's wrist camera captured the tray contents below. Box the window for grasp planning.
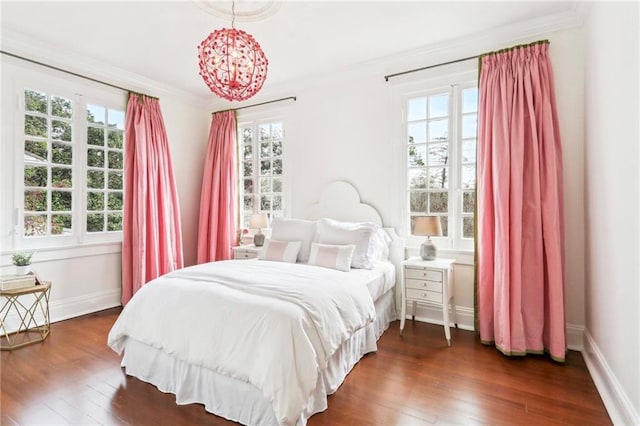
[19,87,125,246]
[403,81,477,251]
[238,120,284,227]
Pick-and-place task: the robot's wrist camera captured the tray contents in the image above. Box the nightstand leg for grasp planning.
[443,297,451,346]
[400,295,406,336]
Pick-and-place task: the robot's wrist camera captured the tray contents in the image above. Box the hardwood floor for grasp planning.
[1,308,610,425]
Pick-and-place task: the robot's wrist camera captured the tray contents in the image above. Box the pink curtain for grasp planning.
[197,111,237,263]
[122,94,183,305]
[477,41,566,361]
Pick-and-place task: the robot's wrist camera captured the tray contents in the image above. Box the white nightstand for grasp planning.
[232,245,262,260]
[400,256,457,346]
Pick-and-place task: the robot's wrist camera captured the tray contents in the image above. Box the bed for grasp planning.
[108,181,402,426]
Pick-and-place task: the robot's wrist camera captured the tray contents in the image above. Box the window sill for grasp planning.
[1,241,122,267]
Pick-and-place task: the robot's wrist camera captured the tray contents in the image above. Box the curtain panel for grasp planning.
[197,110,238,263]
[122,94,184,305]
[476,41,566,361]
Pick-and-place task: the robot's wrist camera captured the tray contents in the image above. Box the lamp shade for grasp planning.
[249,213,269,229]
[413,216,442,237]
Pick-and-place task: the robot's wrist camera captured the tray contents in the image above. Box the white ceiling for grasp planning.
[1,1,577,104]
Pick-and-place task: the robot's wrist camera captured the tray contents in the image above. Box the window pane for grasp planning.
[272,158,282,175]
[408,169,427,190]
[428,143,448,166]
[272,141,282,156]
[440,216,448,237]
[410,191,427,213]
[428,167,448,189]
[51,96,72,119]
[408,122,426,144]
[87,192,104,210]
[24,214,47,236]
[429,94,448,118]
[462,114,477,139]
[408,97,426,121]
[51,214,71,235]
[272,195,282,211]
[52,167,72,188]
[260,142,270,158]
[260,195,271,210]
[86,213,104,232]
[108,192,123,210]
[25,140,48,162]
[52,190,72,211]
[87,104,105,124]
[108,109,125,130]
[429,192,448,213]
[24,190,47,211]
[242,127,252,144]
[108,172,122,190]
[88,170,105,189]
[25,90,47,114]
[259,124,269,141]
[463,88,478,113]
[463,191,475,213]
[243,144,252,160]
[260,177,271,193]
[107,213,123,231]
[88,149,105,167]
[25,115,47,137]
[462,140,476,163]
[51,167,72,188]
[107,130,123,148]
[88,127,104,146]
[428,119,448,142]
[260,160,271,175]
[244,178,253,193]
[24,166,47,187]
[272,177,282,193]
[51,120,72,142]
[462,165,475,189]
[243,161,252,177]
[243,196,253,210]
[52,142,72,165]
[108,151,123,169]
[463,217,474,238]
[271,122,283,139]
[408,143,426,167]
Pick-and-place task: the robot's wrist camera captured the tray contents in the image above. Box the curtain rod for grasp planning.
[384,55,479,81]
[1,50,158,100]
[212,96,297,114]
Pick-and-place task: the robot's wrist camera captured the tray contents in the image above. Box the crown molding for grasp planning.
[1,28,210,108]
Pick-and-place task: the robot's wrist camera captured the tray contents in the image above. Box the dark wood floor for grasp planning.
[1,308,610,425]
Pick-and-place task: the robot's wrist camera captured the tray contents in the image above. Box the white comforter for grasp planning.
[108,260,376,425]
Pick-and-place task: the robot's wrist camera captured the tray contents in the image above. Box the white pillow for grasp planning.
[314,218,380,269]
[258,239,301,263]
[308,243,355,272]
[371,228,392,260]
[270,217,317,263]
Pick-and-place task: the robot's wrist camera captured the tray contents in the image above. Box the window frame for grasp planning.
[8,71,127,251]
[237,114,288,229]
[396,69,478,253]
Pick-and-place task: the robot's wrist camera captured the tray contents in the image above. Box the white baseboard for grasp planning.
[582,329,639,425]
[2,288,121,333]
[407,304,475,331]
[566,323,584,351]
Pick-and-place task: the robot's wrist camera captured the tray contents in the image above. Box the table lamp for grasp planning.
[414,216,442,260]
[249,213,269,247]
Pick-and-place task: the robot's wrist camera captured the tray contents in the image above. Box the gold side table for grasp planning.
[0,281,51,350]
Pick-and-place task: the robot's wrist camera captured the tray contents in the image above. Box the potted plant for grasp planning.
[12,252,34,275]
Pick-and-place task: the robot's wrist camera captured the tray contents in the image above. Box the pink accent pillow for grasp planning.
[307,243,356,272]
[258,239,301,263]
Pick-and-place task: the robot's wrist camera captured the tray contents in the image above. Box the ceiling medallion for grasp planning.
[197,1,271,101]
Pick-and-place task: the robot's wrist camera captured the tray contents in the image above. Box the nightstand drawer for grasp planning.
[406,278,442,292]
[405,268,442,282]
[406,288,442,303]
[234,251,258,259]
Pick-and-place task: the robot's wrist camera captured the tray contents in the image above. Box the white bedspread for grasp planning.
[108,260,376,426]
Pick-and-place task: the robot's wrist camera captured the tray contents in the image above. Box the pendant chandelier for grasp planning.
[197,1,269,102]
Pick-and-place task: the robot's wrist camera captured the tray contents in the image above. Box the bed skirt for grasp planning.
[119,289,396,426]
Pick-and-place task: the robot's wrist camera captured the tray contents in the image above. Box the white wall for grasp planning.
[583,2,640,424]
[255,26,586,335]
